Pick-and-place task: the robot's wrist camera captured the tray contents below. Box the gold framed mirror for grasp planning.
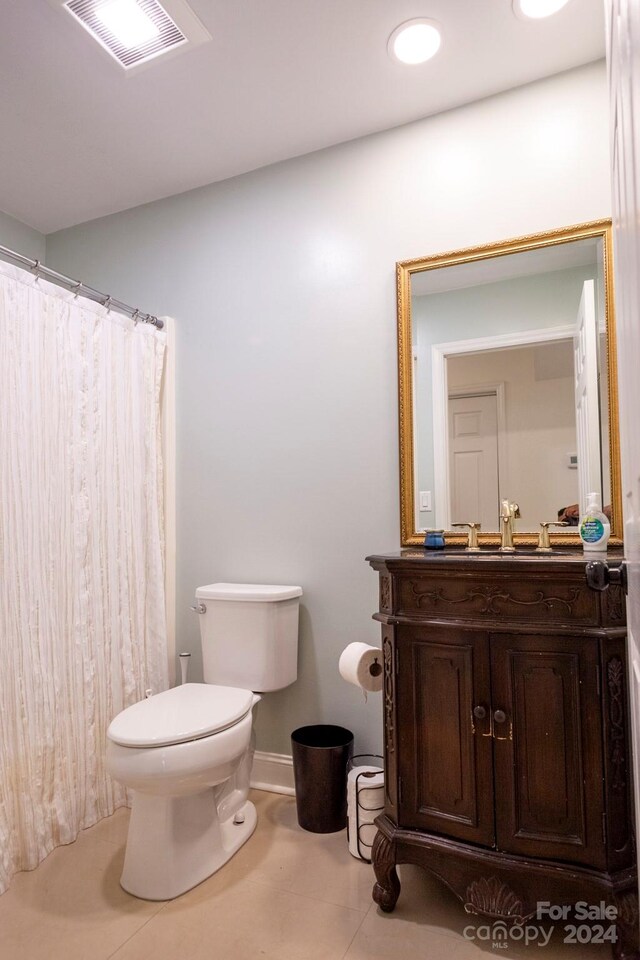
[397,219,622,548]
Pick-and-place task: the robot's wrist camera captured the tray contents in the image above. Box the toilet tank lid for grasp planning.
[107,683,254,747]
[196,582,303,602]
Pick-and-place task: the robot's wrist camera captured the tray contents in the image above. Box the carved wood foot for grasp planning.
[371,829,400,912]
[614,891,640,960]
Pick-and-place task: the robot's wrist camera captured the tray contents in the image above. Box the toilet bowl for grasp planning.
[106,582,302,900]
[107,683,261,900]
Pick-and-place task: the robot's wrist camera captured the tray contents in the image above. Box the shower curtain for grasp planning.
[0,260,169,894]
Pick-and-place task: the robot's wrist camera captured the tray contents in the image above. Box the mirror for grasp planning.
[398,220,622,547]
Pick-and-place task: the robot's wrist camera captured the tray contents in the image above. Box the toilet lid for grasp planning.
[107,683,254,748]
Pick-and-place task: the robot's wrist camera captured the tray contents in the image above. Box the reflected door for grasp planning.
[448,393,499,528]
[574,279,602,513]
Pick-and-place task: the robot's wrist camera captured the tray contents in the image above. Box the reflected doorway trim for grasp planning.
[431,325,574,532]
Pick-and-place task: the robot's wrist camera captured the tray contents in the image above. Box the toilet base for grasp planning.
[120,791,257,900]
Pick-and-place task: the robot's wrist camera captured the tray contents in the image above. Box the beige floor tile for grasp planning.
[109,876,366,960]
[80,806,131,847]
[344,913,477,960]
[0,791,617,960]
[0,831,163,960]
[347,904,612,960]
[342,865,473,960]
[346,865,611,960]
[221,790,375,911]
[382,863,474,940]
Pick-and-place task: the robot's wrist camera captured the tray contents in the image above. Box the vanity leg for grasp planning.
[372,830,400,912]
[614,891,640,960]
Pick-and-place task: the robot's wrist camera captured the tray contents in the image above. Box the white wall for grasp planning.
[0,209,46,261]
[45,62,611,756]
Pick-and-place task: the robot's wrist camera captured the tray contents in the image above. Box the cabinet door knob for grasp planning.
[471,704,493,737]
[493,709,512,741]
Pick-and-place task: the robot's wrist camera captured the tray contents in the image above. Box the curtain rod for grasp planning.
[0,242,164,330]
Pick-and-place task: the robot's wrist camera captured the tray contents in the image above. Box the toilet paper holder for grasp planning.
[347,754,384,863]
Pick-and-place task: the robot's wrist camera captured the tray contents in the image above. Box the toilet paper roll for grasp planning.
[347,765,384,860]
[347,766,384,809]
[338,643,383,694]
[348,818,379,859]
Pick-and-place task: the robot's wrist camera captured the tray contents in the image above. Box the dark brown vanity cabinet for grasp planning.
[368,552,638,959]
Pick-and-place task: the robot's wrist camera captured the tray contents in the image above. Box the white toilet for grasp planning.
[106,582,302,900]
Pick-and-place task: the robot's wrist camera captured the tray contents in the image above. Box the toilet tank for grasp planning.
[195,583,302,692]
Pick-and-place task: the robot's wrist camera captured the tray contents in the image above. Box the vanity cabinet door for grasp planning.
[490,633,606,869]
[396,625,495,846]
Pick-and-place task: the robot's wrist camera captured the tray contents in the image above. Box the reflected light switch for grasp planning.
[420,491,432,511]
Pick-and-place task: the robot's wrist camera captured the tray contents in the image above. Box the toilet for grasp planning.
[106,582,302,900]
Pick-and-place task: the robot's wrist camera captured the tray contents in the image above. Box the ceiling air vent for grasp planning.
[58,0,210,70]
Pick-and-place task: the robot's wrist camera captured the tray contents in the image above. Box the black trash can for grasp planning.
[291,725,354,833]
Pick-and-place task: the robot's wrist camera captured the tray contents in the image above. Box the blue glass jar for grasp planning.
[424,529,445,550]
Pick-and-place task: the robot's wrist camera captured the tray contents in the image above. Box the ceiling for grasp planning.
[0,0,606,234]
[411,237,600,295]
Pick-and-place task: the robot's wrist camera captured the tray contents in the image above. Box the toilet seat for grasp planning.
[107,682,254,748]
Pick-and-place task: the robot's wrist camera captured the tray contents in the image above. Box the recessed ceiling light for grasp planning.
[513,0,572,19]
[388,19,442,65]
[95,0,159,49]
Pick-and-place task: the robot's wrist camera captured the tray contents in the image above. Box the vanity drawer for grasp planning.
[395,573,599,625]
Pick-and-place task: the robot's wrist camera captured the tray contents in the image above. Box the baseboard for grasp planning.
[250,750,295,796]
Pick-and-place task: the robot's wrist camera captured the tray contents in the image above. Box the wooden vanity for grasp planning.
[367,550,638,959]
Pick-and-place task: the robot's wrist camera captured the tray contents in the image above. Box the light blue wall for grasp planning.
[0,210,46,261]
[45,63,611,755]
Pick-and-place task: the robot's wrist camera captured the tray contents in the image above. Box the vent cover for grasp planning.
[61,0,209,70]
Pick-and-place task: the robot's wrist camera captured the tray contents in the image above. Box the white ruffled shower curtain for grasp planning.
[0,260,169,895]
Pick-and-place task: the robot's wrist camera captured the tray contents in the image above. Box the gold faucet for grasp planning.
[536,520,568,552]
[452,521,482,552]
[499,500,520,552]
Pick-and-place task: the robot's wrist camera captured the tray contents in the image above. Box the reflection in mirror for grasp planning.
[398,221,621,546]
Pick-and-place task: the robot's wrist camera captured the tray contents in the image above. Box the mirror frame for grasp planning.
[397,219,622,548]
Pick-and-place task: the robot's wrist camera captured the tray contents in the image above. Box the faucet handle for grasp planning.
[536,521,568,552]
[452,521,482,552]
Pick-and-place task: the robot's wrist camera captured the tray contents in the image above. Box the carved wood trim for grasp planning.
[380,575,391,612]
[607,585,625,622]
[615,890,639,931]
[464,876,525,923]
[608,657,627,793]
[614,890,639,959]
[410,581,581,616]
[383,635,395,756]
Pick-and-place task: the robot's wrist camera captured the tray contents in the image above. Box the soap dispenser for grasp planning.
[579,492,610,554]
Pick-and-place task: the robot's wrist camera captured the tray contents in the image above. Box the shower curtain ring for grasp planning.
[103,295,112,312]
[132,309,140,326]
[73,281,83,299]
[33,260,41,281]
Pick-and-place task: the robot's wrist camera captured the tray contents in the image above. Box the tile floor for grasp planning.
[0,790,613,960]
